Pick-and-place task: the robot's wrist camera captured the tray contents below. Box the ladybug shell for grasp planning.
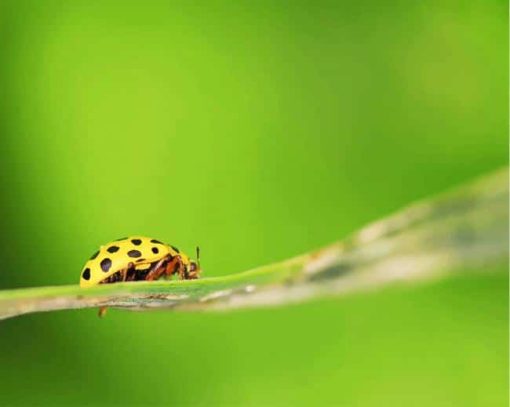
[79,236,187,288]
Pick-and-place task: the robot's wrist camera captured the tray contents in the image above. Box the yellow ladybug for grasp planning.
[80,236,200,316]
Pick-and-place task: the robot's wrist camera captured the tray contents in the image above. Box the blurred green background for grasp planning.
[0,0,507,406]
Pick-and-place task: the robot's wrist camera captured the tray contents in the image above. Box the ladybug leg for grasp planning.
[124,263,136,281]
[162,256,184,280]
[173,256,187,280]
[160,256,186,280]
[98,307,108,318]
[145,255,191,281]
[145,254,173,281]
[187,269,200,280]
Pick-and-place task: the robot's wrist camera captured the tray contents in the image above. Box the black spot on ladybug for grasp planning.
[115,237,127,241]
[128,250,142,258]
[90,251,99,260]
[107,245,119,253]
[171,245,180,253]
[136,258,146,263]
[82,268,91,280]
[100,258,112,272]
[151,247,159,254]
[151,239,163,244]
[131,239,142,246]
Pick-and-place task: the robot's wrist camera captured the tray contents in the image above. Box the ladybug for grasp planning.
[80,236,200,316]
[80,236,200,288]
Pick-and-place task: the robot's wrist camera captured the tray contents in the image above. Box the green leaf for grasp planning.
[0,167,507,320]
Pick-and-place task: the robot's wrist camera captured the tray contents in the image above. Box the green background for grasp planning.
[0,1,507,406]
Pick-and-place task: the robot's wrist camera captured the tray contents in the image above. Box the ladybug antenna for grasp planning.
[196,246,200,268]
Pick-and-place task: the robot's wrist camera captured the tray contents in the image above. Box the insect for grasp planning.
[80,236,201,316]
